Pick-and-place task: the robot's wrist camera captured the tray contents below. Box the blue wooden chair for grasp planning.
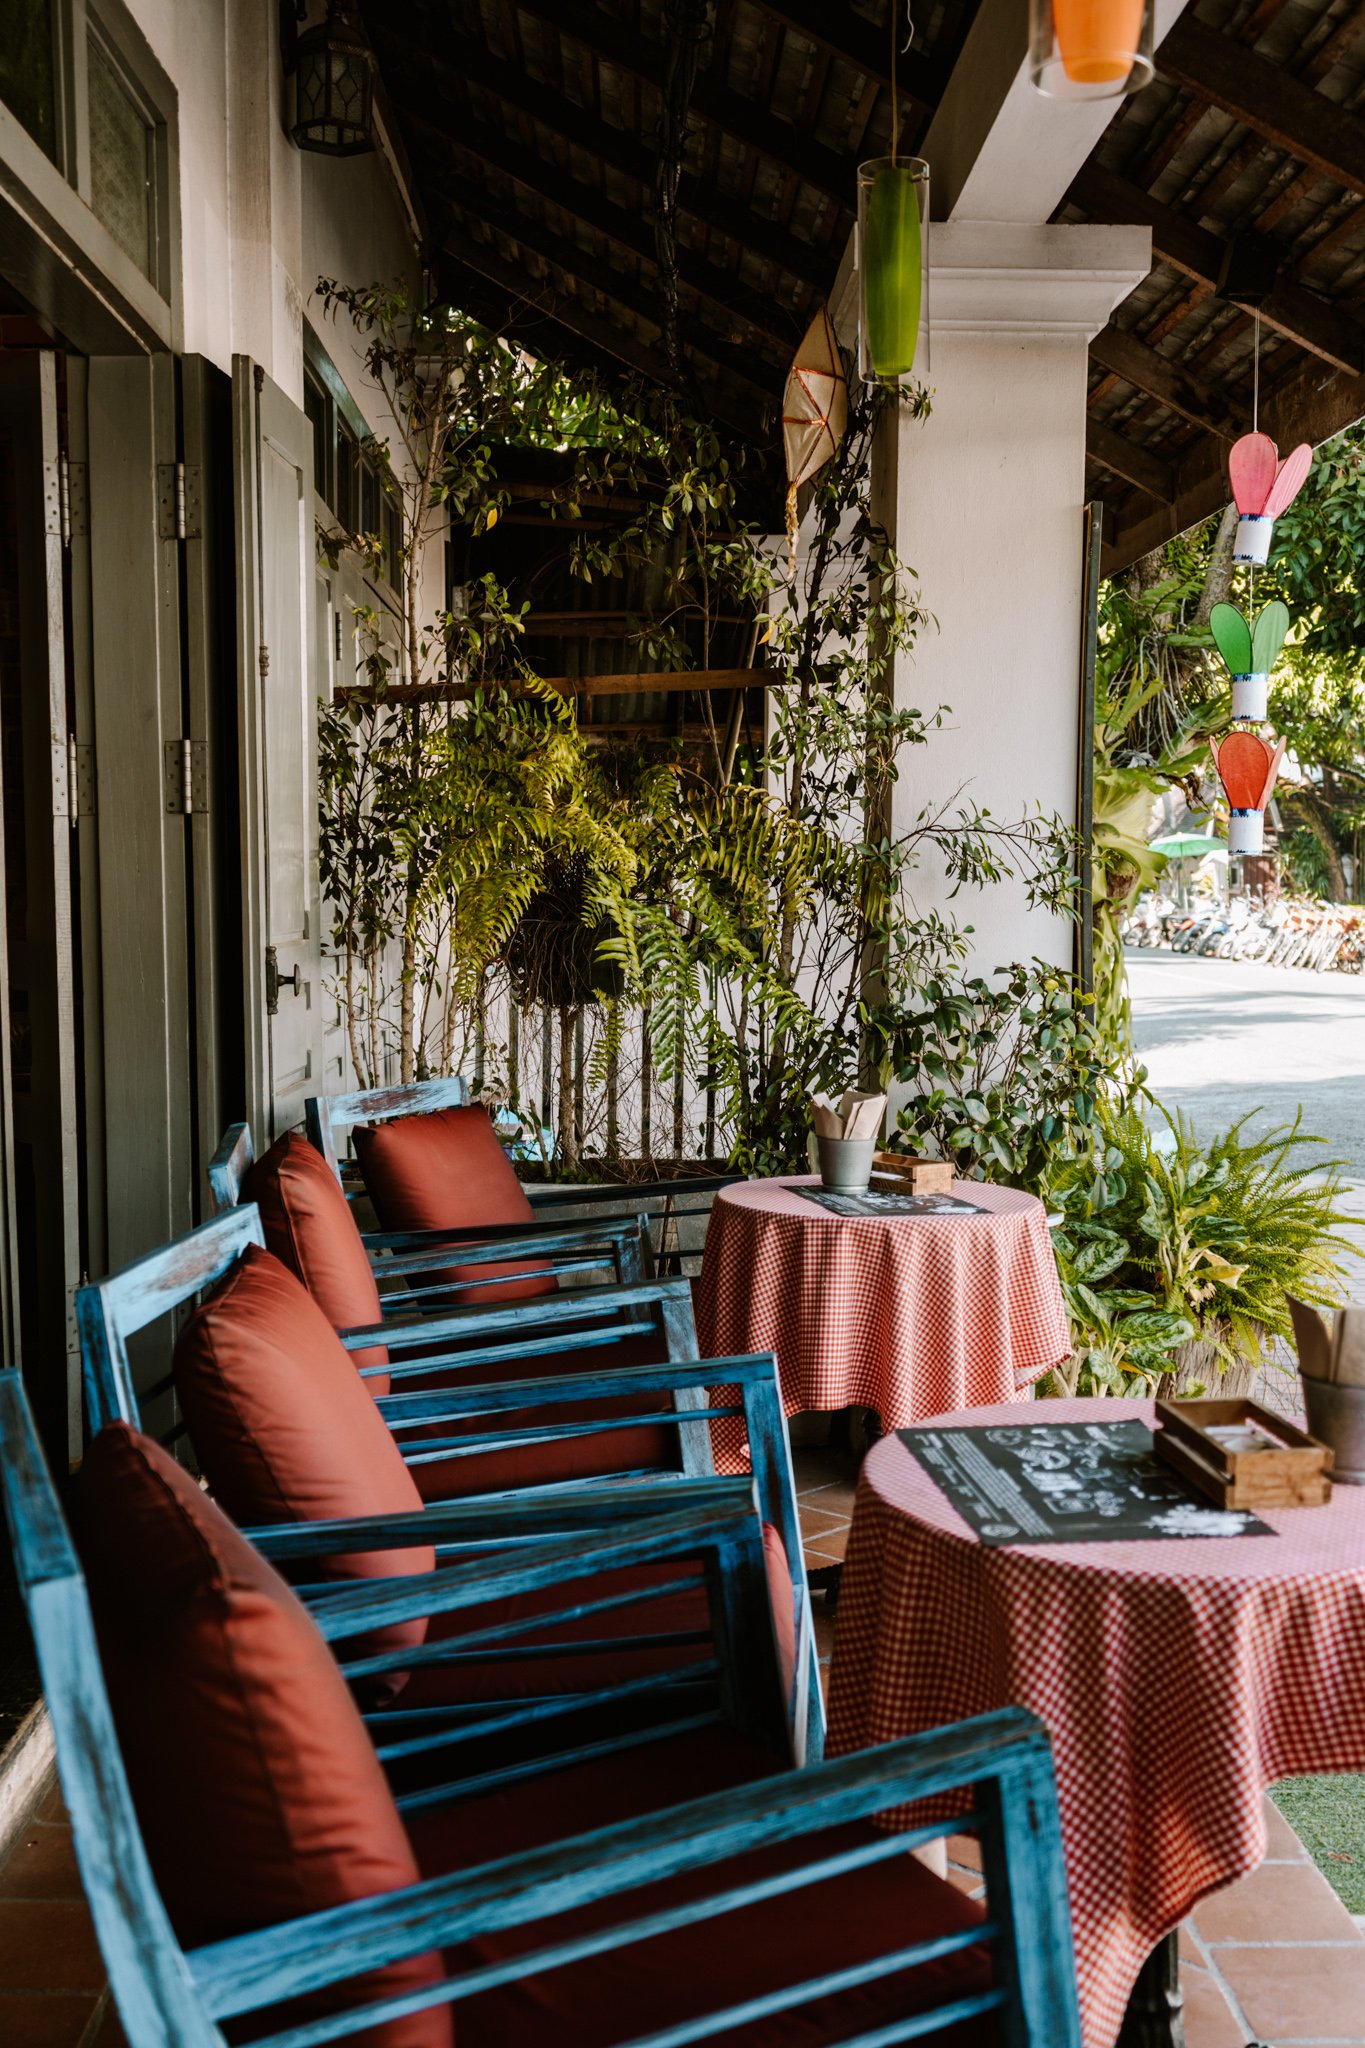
[303,1078,742,1277]
[0,1364,1083,2048]
[206,1119,655,1305]
[75,1206,822,1762]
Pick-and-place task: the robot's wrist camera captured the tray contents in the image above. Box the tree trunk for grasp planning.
[1282,785,1347,900]
[557,1004,578,1172]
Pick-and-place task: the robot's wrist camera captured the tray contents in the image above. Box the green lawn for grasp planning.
[1271,1775,1365,1913]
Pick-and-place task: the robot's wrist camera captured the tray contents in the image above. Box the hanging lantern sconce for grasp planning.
[287,2,376,158]
[857,156,929,384]
[1028,0,1155,100]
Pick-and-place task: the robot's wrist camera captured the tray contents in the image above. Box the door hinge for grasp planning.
[48,453,87,546]
[265,945,303,1015]
[68,737,94,818]
[163,738,208,814]
[49,737,94,819]
[157,461,202,541]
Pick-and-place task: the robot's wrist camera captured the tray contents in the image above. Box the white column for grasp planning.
[858,222,1150,977]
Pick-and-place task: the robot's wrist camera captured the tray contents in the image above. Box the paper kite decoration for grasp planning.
[1228,433,1312,565]
[1208,600,1290,722]
[782,304,848,575]
[1212,728,1286,856]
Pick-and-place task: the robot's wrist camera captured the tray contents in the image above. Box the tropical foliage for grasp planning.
[885,962,1134,1192]
[317,280,1078,1172]
[1044,1105,1352,1396]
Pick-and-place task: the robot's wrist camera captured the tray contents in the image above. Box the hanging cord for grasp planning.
[1252,307,1260,434]
[1248,308,1261,619]
[654,0,712,384]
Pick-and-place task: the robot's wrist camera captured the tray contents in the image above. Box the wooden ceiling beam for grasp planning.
[1101,347,1365,574]
[1067,164,1365,374]
[437,256,671,401]
[1156,16,1365,198]
[439,229,769,438]
[403,107,796,362]
[337,668,774,704]
[439,199,780,404]
[370,20,832,293]
[508,0,854,204]
[1088,324,1243,440]
[1085,420,1177,502]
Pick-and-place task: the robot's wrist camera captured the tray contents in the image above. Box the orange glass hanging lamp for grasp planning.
[1029,0,1155,99]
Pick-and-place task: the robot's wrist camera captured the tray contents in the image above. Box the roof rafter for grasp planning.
[439,197,781,401]
[370,18,833,294]
[1088,324,1242,440]
[510,0,854,204]
[1067,164,1365,374]
[401,106,797,362]
[440,224,772,436]
[1101,346,1365,573]
[745,0,946,103]
[1086,420,1177,502]
[1156,15,1365,199]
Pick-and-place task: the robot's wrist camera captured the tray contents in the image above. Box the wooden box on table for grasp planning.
[871,1152,955,1197]
[1155,1398,1333,1508]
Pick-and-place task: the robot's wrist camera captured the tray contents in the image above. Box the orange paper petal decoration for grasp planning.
[1213,730,1285,812]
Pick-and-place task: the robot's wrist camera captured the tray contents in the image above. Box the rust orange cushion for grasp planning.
[244,1130,389,1388]
[353,1106,556,1306]
[172,1243,434,1702]
[77,1424,450,2048]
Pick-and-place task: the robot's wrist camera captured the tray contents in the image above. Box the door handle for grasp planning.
[265,946,303,1014]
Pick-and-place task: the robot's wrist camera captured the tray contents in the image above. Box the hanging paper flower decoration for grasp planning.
[1208,600,1289,722]
[1228,433,1312,565]
[1212,729,1286,856]
[782,304,848,576]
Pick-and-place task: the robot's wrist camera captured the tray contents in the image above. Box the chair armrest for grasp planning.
[337,1276,692,1358]
[372,1353,776,1431]
[524,1175,741,1209]
[244,1474,758,1561]
[361,1216,645,1266]
[187,1708,1072,2036]
[280,1497,762,1646]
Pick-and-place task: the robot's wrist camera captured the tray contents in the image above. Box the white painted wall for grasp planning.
[128,0,418,436]
[885,225,1148,976]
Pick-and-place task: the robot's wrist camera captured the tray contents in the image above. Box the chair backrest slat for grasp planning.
[305,1078,470,1181]
[77,1207,266,1431]
[0,1373,224,2047]
[206,1123,256,1216]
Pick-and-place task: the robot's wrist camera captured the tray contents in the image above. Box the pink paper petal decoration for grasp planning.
[1228,432,1278,515]
[1263,442,1312,520]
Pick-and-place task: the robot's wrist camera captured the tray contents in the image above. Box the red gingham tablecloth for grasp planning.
[694,1176,1071,1473]
[826,1398,1365,2048]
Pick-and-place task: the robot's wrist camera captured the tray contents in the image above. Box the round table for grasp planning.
[825,1397,1365,2048]
[694,1175,1070,1473]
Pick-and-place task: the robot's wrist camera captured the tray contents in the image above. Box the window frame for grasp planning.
[0,0,177,336]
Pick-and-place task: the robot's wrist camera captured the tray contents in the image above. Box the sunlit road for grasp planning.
[1129,949,1365,1297]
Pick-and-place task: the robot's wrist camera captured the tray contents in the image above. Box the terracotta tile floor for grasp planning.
[1,1435,1361,2046]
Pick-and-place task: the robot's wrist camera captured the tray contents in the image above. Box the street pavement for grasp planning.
[1129,948,1365,1300]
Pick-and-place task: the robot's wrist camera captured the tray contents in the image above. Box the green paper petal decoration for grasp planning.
[864,164,923,379]
[1251,600,1290,675]
[1209,602,1252,675]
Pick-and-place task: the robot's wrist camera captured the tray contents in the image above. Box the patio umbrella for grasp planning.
[1149,831,1227,858]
